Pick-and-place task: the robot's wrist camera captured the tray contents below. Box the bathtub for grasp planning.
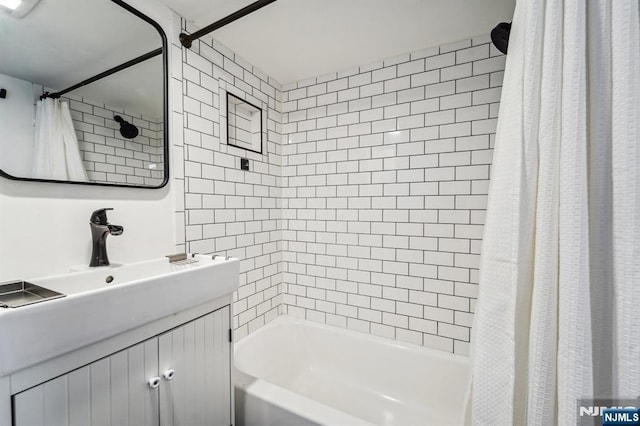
[234,316,470,426]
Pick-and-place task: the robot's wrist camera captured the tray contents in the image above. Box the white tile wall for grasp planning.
[65,95,165,186]
[281,35,505,355]
[171,25,504,353]
[174,19,283,339]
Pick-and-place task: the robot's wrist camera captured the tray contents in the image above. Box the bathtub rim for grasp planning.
[235,314,470,367]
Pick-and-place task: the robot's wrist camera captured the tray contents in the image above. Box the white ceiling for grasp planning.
[0,0,515,113]
[0,0,163,117]
[163,0,516,84]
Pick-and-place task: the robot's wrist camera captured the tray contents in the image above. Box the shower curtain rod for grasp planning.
[40,48,162,100]
[179,0,277,49]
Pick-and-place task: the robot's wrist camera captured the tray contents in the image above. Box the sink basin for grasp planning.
[0,254,239,377]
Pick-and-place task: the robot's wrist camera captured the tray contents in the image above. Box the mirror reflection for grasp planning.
[0,0,167,187]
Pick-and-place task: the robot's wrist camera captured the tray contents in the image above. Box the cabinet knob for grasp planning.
[163,369,175,380]
[148,377,161,389]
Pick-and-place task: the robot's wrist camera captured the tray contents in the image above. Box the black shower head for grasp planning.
[114,115,139,139]
[491,22,511,55]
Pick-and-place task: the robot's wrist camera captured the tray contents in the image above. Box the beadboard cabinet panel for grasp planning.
[14,338,159,426]
[159,306,232,426]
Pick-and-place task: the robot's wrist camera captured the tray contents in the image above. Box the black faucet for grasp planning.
[89,208,124,267]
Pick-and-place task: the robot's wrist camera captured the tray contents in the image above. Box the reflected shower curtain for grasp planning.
[32,98,88,181]
[469,0,639,425]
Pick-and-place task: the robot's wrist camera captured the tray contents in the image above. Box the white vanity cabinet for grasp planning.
[8,302,233,426]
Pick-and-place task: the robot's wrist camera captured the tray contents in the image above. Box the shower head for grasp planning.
[114,115,139,139]
[491,22,511,55]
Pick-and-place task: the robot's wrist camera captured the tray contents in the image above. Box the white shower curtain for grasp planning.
[470,0,639,424]
[32,98,88,182]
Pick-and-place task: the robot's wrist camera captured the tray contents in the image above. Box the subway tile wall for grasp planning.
[280,35,505,354]
[172,18,283,339]
[65,94,165,186]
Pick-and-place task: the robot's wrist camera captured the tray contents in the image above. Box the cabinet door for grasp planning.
[159,306,231,426]
[13,338,160,426]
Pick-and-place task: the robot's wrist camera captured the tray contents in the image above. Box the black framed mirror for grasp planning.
[0,0,168,188]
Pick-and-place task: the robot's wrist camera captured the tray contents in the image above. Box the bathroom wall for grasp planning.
[281,36,505,354]
[170,21,283,338]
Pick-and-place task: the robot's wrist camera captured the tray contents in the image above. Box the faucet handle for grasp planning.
[90,208,114,225]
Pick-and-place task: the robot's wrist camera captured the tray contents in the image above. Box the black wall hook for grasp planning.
[491,22,511,55]
[0,88,6,99]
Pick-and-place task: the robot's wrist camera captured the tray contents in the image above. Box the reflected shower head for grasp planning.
[491,22,511,55]
[114,115,139,139]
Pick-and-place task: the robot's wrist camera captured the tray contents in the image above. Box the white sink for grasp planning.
[0,254,239,377]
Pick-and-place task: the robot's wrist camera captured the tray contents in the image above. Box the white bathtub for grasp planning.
[234,316,470,426]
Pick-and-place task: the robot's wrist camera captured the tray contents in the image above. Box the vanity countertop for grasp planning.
[0,254,239,377]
